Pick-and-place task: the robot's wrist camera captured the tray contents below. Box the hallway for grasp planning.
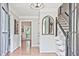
[9,47,57,56]
[0,3,78,56]
[0,3,65,56]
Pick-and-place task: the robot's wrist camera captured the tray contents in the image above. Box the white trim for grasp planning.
[10,46,20,53]
[40,51,56,54]
[19,16,39,19]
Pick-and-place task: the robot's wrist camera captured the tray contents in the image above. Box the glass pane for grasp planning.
[42,16,54,35]
[1,4,9,55]
[26,27,31,39]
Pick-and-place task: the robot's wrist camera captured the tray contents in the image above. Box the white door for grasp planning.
[0,4,10,56]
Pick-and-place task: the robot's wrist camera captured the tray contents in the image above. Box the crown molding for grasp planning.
[19,16,39,19]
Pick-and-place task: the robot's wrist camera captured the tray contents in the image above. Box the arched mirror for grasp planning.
[42,15,54,35]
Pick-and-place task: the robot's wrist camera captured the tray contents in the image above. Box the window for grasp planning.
[42,15,54,35]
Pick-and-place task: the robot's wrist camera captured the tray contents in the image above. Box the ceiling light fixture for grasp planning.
[30,3,44,9]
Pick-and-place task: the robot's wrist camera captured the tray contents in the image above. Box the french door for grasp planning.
[0,3,10,56]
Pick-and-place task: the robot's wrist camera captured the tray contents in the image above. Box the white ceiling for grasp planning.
[9,3,62,16]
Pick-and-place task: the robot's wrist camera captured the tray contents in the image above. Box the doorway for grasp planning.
[21,21,32,50]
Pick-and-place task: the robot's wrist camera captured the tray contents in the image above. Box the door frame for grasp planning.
[20,20,32,48]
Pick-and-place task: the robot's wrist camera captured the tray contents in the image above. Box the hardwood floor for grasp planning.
[9,47,57,56]
[9,39,57,56]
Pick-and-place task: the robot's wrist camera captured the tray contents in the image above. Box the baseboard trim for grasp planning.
[40,51,57,56]
[9,47,20,55]
[40,51,56,53]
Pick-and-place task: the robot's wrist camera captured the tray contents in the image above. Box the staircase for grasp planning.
[56,3,69,56]
[56,15,69,56]
[58,15,69,33]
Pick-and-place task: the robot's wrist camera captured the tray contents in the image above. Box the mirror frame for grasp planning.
[42,15,54,35]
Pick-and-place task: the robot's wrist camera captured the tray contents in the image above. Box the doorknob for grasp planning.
[2,32,8,33]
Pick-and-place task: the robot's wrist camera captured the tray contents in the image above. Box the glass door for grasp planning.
[25,27,31,48]
[0,3,10,56]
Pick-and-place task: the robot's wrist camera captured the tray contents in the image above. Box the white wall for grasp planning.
[9,10,20,53]
[40,9,57,53]
[55,24,66,56]
[19,16,39,47]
